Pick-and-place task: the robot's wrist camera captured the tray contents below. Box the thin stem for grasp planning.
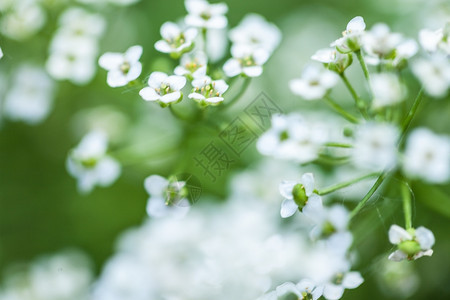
[324,142,353,148]
[401,181,413,229]
[350,172,387,220]
[317,172,380,195]
[401,88,424,137]
[323,96,360,124]
[340,73,369,119]
[223,77,251,109]
[315,154,350,166]
[355,50,370,82]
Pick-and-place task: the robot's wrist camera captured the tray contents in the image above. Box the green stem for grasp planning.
[340,73,369,119]
[169,104,194,122]
[223,77,251,109]
[315,153,350,165]
[317,172,380,195]
[355,50,370,82]
[401,181,413,229]
[401,88,424,137]
[350,172,387,220]
[324,142,353,148]
[323,96,360,124]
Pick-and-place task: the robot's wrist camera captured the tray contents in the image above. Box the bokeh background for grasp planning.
[1,0,449,299]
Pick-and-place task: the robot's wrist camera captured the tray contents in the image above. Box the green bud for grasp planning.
[398,240,421,256]
[292,184,308,210]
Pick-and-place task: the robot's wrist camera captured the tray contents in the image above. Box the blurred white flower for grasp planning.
[144,174,190,219]
[66,131,121,194]
[154,22,197,57]
[307,205,350,244]
[188,75,229,105]
[185,0,228,29]
[322,271,364,300]
[331,16,366,53]
[412,54,450,97]
[289,65,339,100]
[419,23,450,54]
[174,50,208,78]
[370,73,406,108]
[311,48,353,74]
[99,45,143,87]
[229,13,281,54]
[392,39,418,68]
[58,7,106,38]
[3,65,54,125]
[388,225,435,261]
[223,44,270,77]
[279,173,323,218]
[363,23,403,65]
[139,71,186,105]
[0,0,46,40]
[352,123,399,171]
[403,127,450,183]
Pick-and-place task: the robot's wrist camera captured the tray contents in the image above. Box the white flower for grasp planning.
[3,65,54,125]
[311,48,352,73]
[99,45,143,87]
[223,44,270,77]
[229,13,281,54]
[279,173,323,218]
[260,280,323,300]
[290,65,339,100]
[154,21,197,57]
[363,23,403,64]
[352,122,399,171]
[392,39,419,68]
[388,225,435,261]
[188,75,229,105]
[0,0,46,40]
[331,16,366,53]
[66,131,121,194]
[308,205,350,242]
[144,175,190,218]
[419,23,450,55]
[58,7,106,38]
[184,0,228,29]
[174,50,208,78]
[370,73,406,108]
[322,271,364,300]
[412,54,450,98]
[139,71,186,105]
[403,128,450,183]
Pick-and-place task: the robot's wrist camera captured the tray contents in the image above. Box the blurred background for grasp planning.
[0,0,449,299]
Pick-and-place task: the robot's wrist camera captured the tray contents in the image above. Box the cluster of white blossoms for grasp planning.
[47,7,106,85]
[0,0,46,40]
[66,130,121,194]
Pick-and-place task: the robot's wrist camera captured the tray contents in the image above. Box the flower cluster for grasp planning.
[0,0,46,40]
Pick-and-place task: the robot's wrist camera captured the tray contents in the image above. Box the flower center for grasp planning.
[200,11,212,21]
[194,82,221,98]
[292,184,308,210]
[239,55,257,67]
[185,60,202,73]
[398,240,421,257]
[279,130,289,141]
[332,273,344,285]
[164,181,188,206]
[156,83,174,96]
[120,61,131,74]
[167,34,187,49]
[80,157,98,169]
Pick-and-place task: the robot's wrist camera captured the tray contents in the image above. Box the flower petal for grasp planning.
[276,282,301,297]
[388,224,412,245]
[279,180,296,199]
[125,45,143,62]
[323,283,344,300]
[347,16,365,32]
[160,91,182,103]
[223,59,242,77]
[388,250,407,261]
[144,175,168,196]
[301,172,315,196]
[99,53,123,70]
[160,21,180,39]
[280,199,298,218]
[139,87,160,101]
[243,65,263,77]
[148,71,168,88]
[342,272,364,289]
[146,196,169,218]
[166,75,186,91]
[107,70,128,87]
[415,226,435,250]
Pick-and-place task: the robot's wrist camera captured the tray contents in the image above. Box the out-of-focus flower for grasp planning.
[185,0,228,29]
[99,45,143,88]
[154,22,197,57]
[66,131,121,194]
[412,54,450,98]
[392,39,418,68]
[290,65,339,100]
[58,7,106,38]
[311,48,353,74]
[331,16,366,53]
[388,225,435,261]
[419,23,450,54]
[144,174,190,219]
[279,173,323,218]
[370,73,406,108]
[229,13,281,54]
[259,279,323,300]
[139,71,186,105]
[0,0,46,40]
[188,75,229,105]
[403,128,450,183]
[223,44,270,77]
[322,270,364,300]
[363,23,403,64]
[307,205,350,243]
[352,123,399,171]
[3,65,54,125]
[174,50,208,78]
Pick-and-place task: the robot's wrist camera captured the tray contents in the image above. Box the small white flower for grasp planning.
[322,271,364,300]
[98,45,143,88]
[311,48,352,74]
[184,0,228,29]
[223,44,270,77]
[392,39,418,68]
[419,23,450,55]
[67,131,121,194]
[363,23,403,64]
[154,21,197,57]
[290,65,339,100]
[229,13,281,54]
[352,122,399,171]
[259,279,323,300]
[412,54,450,98]
[403,128,450,183]
[139,71,186,105]
[188,75,229,105]
[370,73,406,108]
[331,16,366,53]
[388,224,435,261]
[174,50,208,78]
[58,7,106,38]
[308,205,350,243]
[144,175,190,218]
[279,173,323,218]
[0,0,46,40]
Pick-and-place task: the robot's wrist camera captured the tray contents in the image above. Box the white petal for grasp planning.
[139,87,160,101]
[280,199,298,218]
[414,249,433,260]
[243,65,263,77]
[296,279,317,293]
[311,48,335,63]
[323,284,345,300]
[146,196,169,218]
[388,224,412,244]
[160,21,180,39]
[301,173,315,196]
[303,194,323,218]
[210,2,228,15]
[148,71,168,88]
[154,40,173,53]
[144,175,168,196]
[347,16,365,32]
[107,70,128,87]
[96,157,121,187]
[253,48,270,64]
[279,180,296,199]
[276,282,301,297]
[126,63,142,81]
[184,28,198,41]
[388,250,407,261]
[212,79,229,94]
[223,59,242,77]
[415,226,435,250]
[99,53,123,70]
[188,92,206,101]
[328,205,349,231]
[166,75,186,91]
[205,96,224,103]
[192,76,211,88]
[174,66,188,76]
[160,91,182,103]
[342,272,364,289]
[125,45,143,62]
